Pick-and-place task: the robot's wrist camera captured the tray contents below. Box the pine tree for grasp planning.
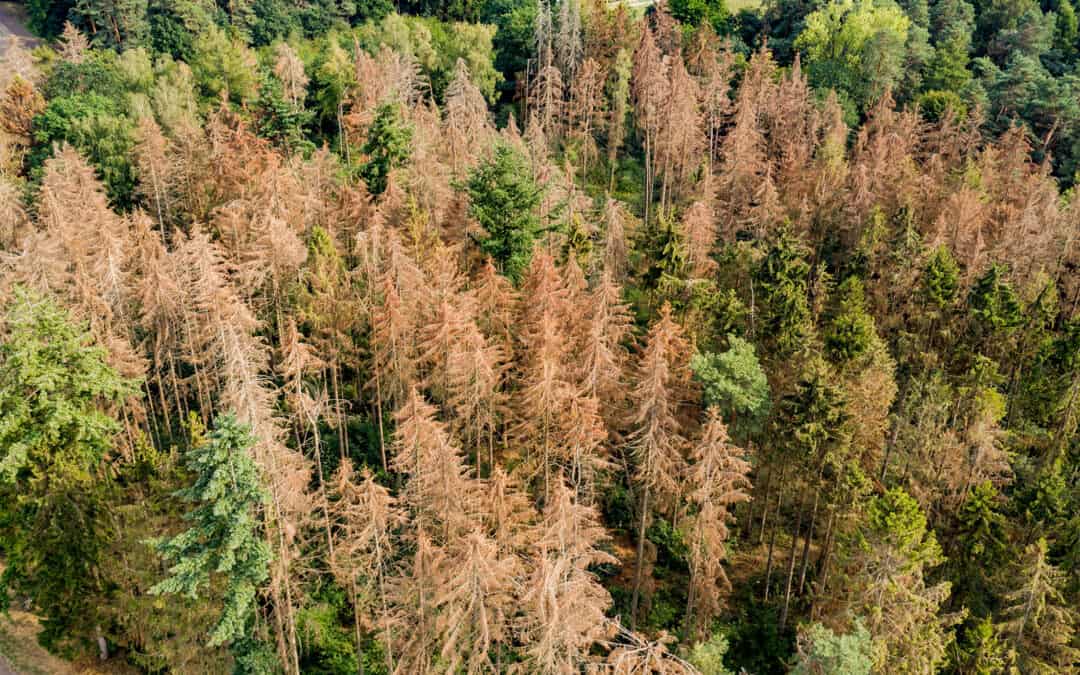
[150,414,272,648]
[517,476,616,673]
[683,408,752,639]
[830,488,960,672]
[0,288,136,648]
[627,303,694,629]
[999,538,1079,674]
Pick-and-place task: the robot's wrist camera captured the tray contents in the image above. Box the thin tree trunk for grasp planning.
[630,484,650,631]
[797,487,821,596]
[778,504,804,633]
[764,484,784,602]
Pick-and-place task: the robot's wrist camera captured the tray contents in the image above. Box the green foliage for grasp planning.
[687,632,734,674]
[298,584,360,674]
[968,263,1024,333]
[460,142,543,283]
[950,481,1009,616]
[0,288,136,650]
[27,0,76,37]
[691,335,771,435]
[824,277,875,365]
[71,0,150,49]
[917,88,967,120]
[482,0,537,81]
[669,0,730,34]
[355,14,502,101]
[147,0,216,60]
[754,229,813,359]
[359,102,413,194]
[791,621,874,675]
[778,360,849,466]
[953,616,1011,674]
[190,25,259,103]
[150,414,272,647]
[256,72,315,155]
[864,487,943,569]
[795,0,911,116]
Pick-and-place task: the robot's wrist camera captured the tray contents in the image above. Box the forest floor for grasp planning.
[0,609,136,675]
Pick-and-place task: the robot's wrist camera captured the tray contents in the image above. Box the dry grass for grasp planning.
[0,610,135,675]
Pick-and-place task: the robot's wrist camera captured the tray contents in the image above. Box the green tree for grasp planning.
[359,102,413,195]
[150,414,272,647]
[256,72,315,156]
[189,25,259,104]
[460,142,543,283]
[669,0,729,34]
[953,616,1011,675]
[754,230,814,361]
[791,621,874,675]
[835,488,959,671]
[687,632,734,674]
[824,277,875,365]
[794,0,911,116]
[0,288,136,650]
[691,335,771,437]
[949,481,1009,617]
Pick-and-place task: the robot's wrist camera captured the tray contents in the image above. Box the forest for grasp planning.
[0,0,1078,670]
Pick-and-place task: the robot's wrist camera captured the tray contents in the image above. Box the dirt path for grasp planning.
[0,1,40,60]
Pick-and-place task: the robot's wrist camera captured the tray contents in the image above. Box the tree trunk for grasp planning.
[797,488,820,596]
[630,484,650,631]
[778,503,804,633]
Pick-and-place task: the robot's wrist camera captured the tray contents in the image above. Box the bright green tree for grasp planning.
[691,335,770,437]
[791,621,874,675]
[0,288,136,649]
[794,0,911,116]
[460,142,544,283]
[824,277,875,365]
[150,414,272,647]
[836,488,959,671]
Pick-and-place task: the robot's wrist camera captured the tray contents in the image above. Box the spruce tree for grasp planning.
[150,414,272,648]
[999,537,1080,674]
[0,288,136,649]
[460,142,544,283]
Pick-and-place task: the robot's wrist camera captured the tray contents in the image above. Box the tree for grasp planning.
[359,102,413,195]
[0,288,136,649]
[683,409,752,639]
[794,0,911,116]
[460,142,544,283]
[791,621,874,675]
[690,335,770,438]
[627,303,695,629]
[830,488,960,672]
[150,414,272,648]
[999,538,1079,673]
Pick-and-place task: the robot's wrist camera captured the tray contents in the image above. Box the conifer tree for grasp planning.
[517,476,616,673]
[327,464,403,673]
[683,408,752,639]
[829,488,959,672]
[150,414,272,648]
[461,143,544,283]
[0,288,136,648]
[999,537,1080,673]
[627,303,695,629]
